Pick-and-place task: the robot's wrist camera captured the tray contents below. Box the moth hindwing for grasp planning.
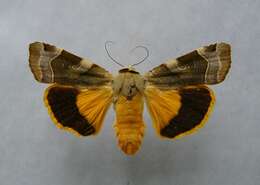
[29,42,231,155]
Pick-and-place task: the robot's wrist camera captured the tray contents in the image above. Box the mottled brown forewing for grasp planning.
[29,42,112,86]
[145,42,231,88]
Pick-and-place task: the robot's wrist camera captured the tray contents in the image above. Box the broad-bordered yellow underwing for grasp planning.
[29,42,231,155]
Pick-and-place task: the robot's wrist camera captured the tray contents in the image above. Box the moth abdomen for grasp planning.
[114,122,145,155]
[113,94,145,155]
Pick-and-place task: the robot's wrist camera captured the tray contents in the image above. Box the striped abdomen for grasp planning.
[114,93,145,155]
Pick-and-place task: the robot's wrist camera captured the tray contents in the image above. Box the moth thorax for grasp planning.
[113,72,145,100]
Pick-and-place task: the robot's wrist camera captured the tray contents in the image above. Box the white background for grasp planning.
[0,0,259,185]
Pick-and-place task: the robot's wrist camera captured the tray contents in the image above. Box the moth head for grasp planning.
[118,66,140,74]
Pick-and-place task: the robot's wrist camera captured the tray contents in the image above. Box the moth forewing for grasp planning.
[145,42,231,87]
[29,42,113,86]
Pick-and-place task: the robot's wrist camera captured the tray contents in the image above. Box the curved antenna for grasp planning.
[105,41,125,67]
[130,45,149,66]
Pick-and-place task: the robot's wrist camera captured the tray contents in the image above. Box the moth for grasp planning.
[29,41,231,155]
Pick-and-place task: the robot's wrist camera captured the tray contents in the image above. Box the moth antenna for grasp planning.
[130,45,149,66]
[105,41,125,67]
